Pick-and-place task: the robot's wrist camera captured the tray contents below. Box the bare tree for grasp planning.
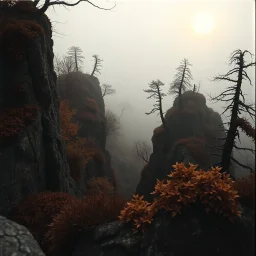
[144,80,168,131]
[101,84,116,97]
[133,140,152,164]
[31,0,116,13]
[67,46,84,72]
[210,49,255,174]
[105,109,121,137]
[91,54,103,77]
[54,55,75,76]
[169,58,193,107]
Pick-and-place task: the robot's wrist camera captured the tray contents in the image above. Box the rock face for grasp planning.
[58,72,115,186]
[136,91,226,200]
[0,215,45,256]
[72,207,254,256]
[0,2,78,216]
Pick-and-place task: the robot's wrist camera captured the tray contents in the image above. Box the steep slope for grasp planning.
[0,1,80,216]
[58,72,115,188]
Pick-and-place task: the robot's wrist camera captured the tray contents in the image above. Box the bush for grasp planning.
[8,192,77,252]
[0,105,39,143]
[233,173,255,208]
[86,177,114,195]
[45,193,125,256]
[119,163,241,231]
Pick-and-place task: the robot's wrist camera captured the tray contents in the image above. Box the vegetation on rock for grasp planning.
[120,163,241,231]
[0,105,39,143]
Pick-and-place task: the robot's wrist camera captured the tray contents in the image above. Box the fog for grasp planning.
[48,0,255,150]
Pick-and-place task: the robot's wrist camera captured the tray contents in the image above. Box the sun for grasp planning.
[192,13,215,35]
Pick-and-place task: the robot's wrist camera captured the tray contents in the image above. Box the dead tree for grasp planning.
[144,80,168,131]
[91,54,103,77]
[210,49,255,174]
[54,55,75,76]
[169,58,193,108]
[67,46,84,72]
[31,0,116,13]
[101,84,115,97]
[134,140,152,164]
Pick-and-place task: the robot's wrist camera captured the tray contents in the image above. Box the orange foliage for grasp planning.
[236,117,255,142]
[175,137,211,167]
[153,125,165,134]
[45,193,125,256]
[86,177,114,195]
[233,173,255,207]
[119,195,154,231]
[0,19,44,61]
[8,192,77,253]
[85,98,99,113]
[119,163,241,231]
[59,100,79,141]
[0,105,39,141]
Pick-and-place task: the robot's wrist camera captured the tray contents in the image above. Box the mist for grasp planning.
[48,0,255,182]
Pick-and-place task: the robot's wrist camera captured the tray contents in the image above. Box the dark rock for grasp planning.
[0,215,45,256]
[0,5,79,216]
[136,91,226,201]
[72,207,254,256]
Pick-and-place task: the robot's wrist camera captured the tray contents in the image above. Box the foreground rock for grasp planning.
[0,215,45,256]
[72,207,254,256]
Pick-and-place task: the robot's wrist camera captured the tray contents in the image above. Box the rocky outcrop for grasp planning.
[58,72,115,185]
[0,2,78,216]
[136,91,226,200]
[72,207,254,256]
[0,215,45,256]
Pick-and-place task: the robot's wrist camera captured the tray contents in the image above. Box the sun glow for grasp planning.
[192,13,215,35]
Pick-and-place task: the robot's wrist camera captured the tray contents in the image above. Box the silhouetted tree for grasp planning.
[30,0,116,13]
[144,80,168,131]
[67,46,84,72]
[105,110,121,137]
[54,55,75,76]
[169,58,193,107]
[133,141,152,164]
[91,54,103,77]
[101,84,116,97]
[210,49,255,174]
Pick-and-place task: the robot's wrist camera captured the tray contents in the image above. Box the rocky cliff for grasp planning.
[136,91,226,200]
[0,1,81,216]
[58,72,115,188]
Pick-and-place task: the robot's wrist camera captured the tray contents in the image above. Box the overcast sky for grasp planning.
[47,0,255,145]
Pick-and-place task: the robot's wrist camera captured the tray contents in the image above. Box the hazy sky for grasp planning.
[48,0,255,145]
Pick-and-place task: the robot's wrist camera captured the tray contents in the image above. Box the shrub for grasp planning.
[233,173,255,208]
[0,105,39,142]
[119,194,155,231]
[85,98,99,113]
[8,192,77,252]
[119,163,241,231]
[59,100,79,141]
[174,137,211,167]
[86,177,114,195]
[0,19,44,61]
[45,193,125,256]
